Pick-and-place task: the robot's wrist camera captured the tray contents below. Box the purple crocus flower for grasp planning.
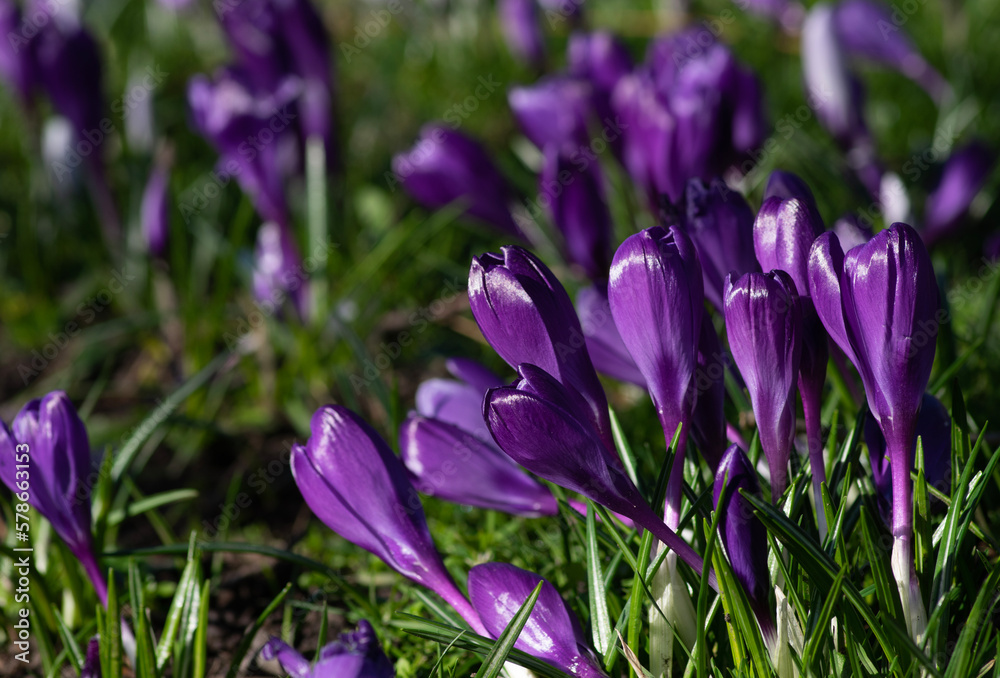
[468,563,606,677]
[672,178,760,312]
[539,147,613,281]
[764,170,824,232]
[567,31,632,96]
[81,637,101,678]
[576,284,645,387]
[922,141,995,245]
[485,364,711,582]
[141,157,170,259]
[688,314,727,472]
[188,70,301,226]
[400,415,559,517]
[865,393,951,525]
[832,0,948,102]
[498,0,545,66]
[608,225,703,528]
[832,214,872,250]
[260,620,394,678]
[724,270,802,502]
[808,222,937,639]
[732,0,805,31]
[252,221,310,319]
[0,392,107,604]
[713,444,774,641]
[509,76,594,153]
[753,187,830,528]
[469,246,615,454]
[393,125,523,237]
[290,405,487,635]
[414,359,504,443]
[219,0,335,161]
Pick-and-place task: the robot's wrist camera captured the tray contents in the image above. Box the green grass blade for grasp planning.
[476,582,543,678]
[224,582,293,678]
[586,500,613,657]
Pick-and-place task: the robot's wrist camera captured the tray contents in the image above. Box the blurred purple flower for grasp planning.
[260,620,394,678]
[672,178,760,312]
[469,246,614,453]
[290,405,486,635]
[141,157,171,259]
[252,221,310,319]
[576,284,645,387]
[510,76,594,153]
[414,359,504,444]
[713,444,774,641]
[922,141,995,245]
[498,0,545,66]
[81,637,101,678]
[724,270,802,501]
[0,392,107,604]
[567,31,631,96]
[833,0,948,101]
[468,563,606,677]
[393,125,523,237]
[832,214,872,250]
[539,146,613,281]
[0,0,33,101]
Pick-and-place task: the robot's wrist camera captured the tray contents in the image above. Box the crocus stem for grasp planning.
[663,425,689,531]
[631,503,717,592]
[800,384,828,541]
[77,548,108,606]
[889,439,927,643]
[726,423,750,451]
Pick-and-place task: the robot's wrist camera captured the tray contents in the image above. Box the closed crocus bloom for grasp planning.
[833,0,947,102]
[469,246,613,452]
[609,225,703,527]
[764,170,824,233]
[290,405,486,635]
[540,147,613,282]
[0,392,107,604]
[400,415,558,517]
[498,0,545,66]
[509,76,594,153]
[674,178,760,312]
[567,31,631,96]
[188,70,300,226]
[252,222,310,319]
[713,444,775,642]
[469,563,606,677]
[923,141,995,245]
[724,270,802,502]
[393,126,522,237]
[415,359,504,443]
[485,364,710,580]
[754,195,823,296]
[808,222,937,640]
[261,620,394,678]
[576,285,645,387]
[141,157,170,259]
[865,393,951,525]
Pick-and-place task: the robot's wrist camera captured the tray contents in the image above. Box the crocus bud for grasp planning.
[713,444,774,642]
[808,223,937,640]
[485,364,710,580]
[833,0,948,101]
[400,415,558,517]
[141,156,170,259]
[498,0,545,66]
[763,170,824,233]
[576,285,645,387]
[674,178,760,312]
[469,246,613,451]
[688,314,727,472]
[609,225,703,527]
[567,31,631,95]
[922,141,995,245]
[509,76,594,153]
[393,126,522,237]
[540,147,613,282]
[0,392,107,604]
[260,620,394,678]
[252,222,310,320]
[724,270,802,501]
[865,393,951,525]
[290,405,486,635]
[468,563,607,677]
[188,71,300,226]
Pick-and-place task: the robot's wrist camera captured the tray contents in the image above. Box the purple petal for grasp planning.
[252,221,310,320]
[576,285,646,387]
[314,620,395,678]
[80,637,101,678]
[400,415,557,517]
[445,358,505,393]
[498,0,545,66]
[509,76,595,153]
[832,214,873,251]
[753,195,823,298]
[393,125,522,237]
[608,226,703,434]
[688,314,727,471]
[260,638,312,678]
[808,231,857,365]
[923,142,995,244]
[567,31,632,95]
[141,160,170,259]
[724,271,802,500]
[801,4,865,145]
[468,563,605,677]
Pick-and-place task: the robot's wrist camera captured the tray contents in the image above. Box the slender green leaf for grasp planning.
[476,582,543,678]
[586,500,613,657]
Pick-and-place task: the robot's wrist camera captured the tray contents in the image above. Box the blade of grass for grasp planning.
[476,581,543,678]
[224,582,293,678]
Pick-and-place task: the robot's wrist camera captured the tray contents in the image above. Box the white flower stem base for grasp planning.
[891,536,927,644]
[648,550,697,678]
